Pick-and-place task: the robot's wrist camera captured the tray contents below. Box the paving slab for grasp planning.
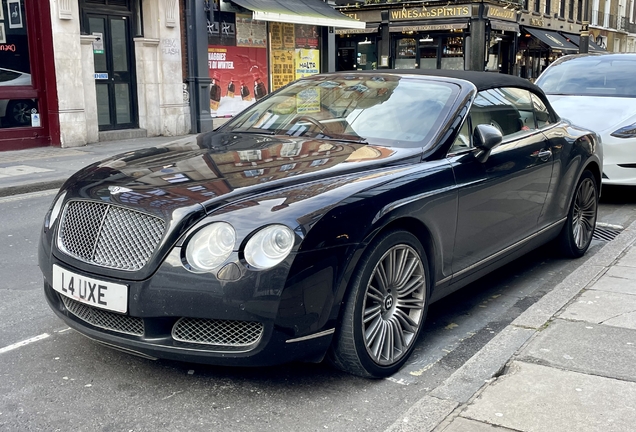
[430,326,534,403]
[559,290,636,329]
[461,361,636,432]
[384,395,458,432]
[511,265,605,329]
[589,265,636,294]
[518,319,636,381]
[617,247,636,268]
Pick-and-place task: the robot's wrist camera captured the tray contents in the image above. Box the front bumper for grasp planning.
[43,277,334,366]
[601,135,636,185]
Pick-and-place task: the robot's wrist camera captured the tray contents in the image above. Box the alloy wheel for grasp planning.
[362,244,425,365]
[572,177,597,249]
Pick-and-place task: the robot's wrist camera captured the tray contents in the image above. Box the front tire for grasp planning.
[558,170,598,258]
[329,230,430,378]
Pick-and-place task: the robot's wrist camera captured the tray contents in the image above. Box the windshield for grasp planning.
[224,74,458,147]
[536,56,636,97]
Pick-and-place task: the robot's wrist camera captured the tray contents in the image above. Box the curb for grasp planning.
[385,219,636,432]
[0,179,66,198]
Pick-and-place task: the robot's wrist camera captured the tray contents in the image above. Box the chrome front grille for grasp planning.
[172,318,264,347]
[57,200,165,271]
[61,295,144,336]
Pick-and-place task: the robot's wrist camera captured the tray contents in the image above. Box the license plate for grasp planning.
[52,265,128,313]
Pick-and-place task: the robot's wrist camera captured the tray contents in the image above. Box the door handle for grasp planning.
[537,150,552,160]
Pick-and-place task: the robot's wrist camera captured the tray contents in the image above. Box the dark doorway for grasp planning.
[85,13,138,131]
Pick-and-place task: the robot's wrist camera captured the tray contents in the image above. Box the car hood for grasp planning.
[63,133,423,220]
[546,95,636,134]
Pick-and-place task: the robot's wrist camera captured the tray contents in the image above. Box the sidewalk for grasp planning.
[0,135,195,197]
[2,136,635,431]
[387,220,636,432]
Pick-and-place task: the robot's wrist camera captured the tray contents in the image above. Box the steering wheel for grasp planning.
[288,115,329,135]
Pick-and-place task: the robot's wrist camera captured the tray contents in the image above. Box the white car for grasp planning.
[0,67,34,127]
[536,53,636,185]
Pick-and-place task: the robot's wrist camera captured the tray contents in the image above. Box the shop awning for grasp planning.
[490,20,519,33]
[561,33,607,52]
[522,27,578,53]
[230,0,366,29]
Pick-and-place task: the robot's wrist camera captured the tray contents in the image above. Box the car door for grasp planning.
[448,87,555,279]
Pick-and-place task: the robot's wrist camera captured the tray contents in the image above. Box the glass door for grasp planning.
[87,14,137,131]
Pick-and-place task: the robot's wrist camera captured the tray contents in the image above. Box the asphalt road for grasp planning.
[1,187,634,432]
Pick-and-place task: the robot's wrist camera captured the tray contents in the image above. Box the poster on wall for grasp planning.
[236,14,266,48]
[208,11,236,46]
[208,46,269,118]
[282,23,295,49]
[8,0,23,29]
[295,25,319,49]
[295,49,320,79]
[271,49,295,91]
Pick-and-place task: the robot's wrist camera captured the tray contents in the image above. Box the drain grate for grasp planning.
[593,223,623,242]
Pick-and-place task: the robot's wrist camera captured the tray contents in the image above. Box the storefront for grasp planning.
[516,26,578,80]
[203,0,362,121]
[0,0,57,151]
[335,2,521,73]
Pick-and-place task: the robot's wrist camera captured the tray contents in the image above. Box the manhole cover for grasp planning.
[593,223,623,242]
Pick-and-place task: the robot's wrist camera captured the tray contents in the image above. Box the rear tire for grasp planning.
[328,230,430,378]
[558,170,598,258]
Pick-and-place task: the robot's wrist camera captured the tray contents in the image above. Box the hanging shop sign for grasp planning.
[486,6,518,22]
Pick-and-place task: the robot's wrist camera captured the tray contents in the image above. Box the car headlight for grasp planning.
[611,123,636,138]
[47,191,66,228]
[244,225,295,270]
[184,222,236,272]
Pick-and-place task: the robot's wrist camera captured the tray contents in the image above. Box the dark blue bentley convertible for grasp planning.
[39,70,602,377]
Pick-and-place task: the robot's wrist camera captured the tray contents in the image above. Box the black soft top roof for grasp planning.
[350,69,543,94]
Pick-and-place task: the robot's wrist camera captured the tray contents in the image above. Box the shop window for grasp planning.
[441,36,463,71]
[0,0,38,129]
[395,38,417,69]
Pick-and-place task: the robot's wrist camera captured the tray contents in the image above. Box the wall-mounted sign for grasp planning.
[94,73,108,80]
[390,6,471,21]
[92,32,104,54]
[389,22,468,33]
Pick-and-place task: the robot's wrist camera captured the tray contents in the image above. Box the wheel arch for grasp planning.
[332,216,439,324]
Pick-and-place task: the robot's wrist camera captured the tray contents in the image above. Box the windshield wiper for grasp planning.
[231,127,275,135]
[315,135,367,144]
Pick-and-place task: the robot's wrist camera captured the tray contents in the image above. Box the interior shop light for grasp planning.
[419,35,434,42]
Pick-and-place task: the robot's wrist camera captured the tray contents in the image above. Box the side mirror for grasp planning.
[473,124,503,162]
